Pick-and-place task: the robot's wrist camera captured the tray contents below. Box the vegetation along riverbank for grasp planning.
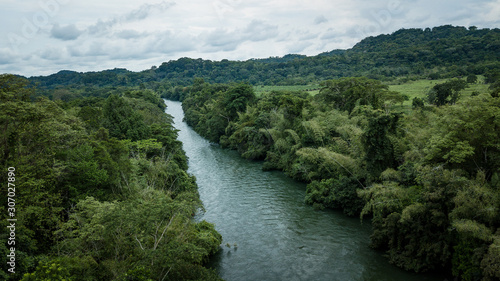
[1,25,499,280]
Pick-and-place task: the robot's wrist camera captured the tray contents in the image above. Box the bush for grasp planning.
[305,176,364,216]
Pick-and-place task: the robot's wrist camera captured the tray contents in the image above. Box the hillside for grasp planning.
[28,25,500,90]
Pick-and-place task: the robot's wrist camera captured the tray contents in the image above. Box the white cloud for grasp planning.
[51,23,82,40]
[287,41,312,54]
[314,15,328,25]
[482,0,500,23]
[0,48,18,64]
[114,29,146,39]
[149,30,197,54]
[244,20,279,42]
[202,20,279,52]
[124,1,175,21]
[38,46,66,60]
[205,28,241,51]
[86,1,176,35]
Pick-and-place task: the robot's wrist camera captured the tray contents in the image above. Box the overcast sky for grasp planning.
[1,0,499,77]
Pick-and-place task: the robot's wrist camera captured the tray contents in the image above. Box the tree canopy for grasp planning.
[0,75,222,280]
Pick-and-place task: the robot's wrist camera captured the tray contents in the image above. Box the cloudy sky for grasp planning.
[1,0,499,77]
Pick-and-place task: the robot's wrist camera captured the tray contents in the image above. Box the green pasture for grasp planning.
[254,84,320,97]
[388,76,490,106]
[254,77,491,111]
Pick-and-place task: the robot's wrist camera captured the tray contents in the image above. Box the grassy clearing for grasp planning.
[255,77,491,110]
[254,84,320,97]
[388,76,490,106]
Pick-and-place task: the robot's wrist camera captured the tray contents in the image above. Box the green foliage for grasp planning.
[124,89,166,111]
[21,260,73,281]
[389,77,490,108]
[63,143,111,201]
[0,77,96,265]
[359,163,500,278]
[20,256,100,281]
[125,138,163,158]
[426,79,467,106]
[54,193,220,280]
[77,105,103,131]
[223,107,272,160]
[0,78,222,280]
[316,77,392,113]
[295,147,361,181]
[221,83,256,119]
[362,111,401,178]
[453,220,493,242]
[481,236,500,280]
[305,177,365,216]
[424,94,500,177]
[450,177,498,227]
[182,81,256,143]
[467,74,478,84]
[0,74,34,102]
[411,97,425,109]
[359,168,464,272]
[489,75,500,97]
[451,237,484,281]
[120,266,154,281]
[103,94,151,141]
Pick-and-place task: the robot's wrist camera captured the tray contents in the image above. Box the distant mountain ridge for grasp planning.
[29,25,500,88]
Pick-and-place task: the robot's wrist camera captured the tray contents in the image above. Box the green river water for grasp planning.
[165,100,444,281]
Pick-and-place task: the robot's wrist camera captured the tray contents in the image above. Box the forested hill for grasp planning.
[29,25,500,89]
[350,25,500,68]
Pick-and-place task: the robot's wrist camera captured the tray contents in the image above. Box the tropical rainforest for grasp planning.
[0,75,222,280]
[2,25,500,280]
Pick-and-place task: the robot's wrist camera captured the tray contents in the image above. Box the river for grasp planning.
[165,100,442,281]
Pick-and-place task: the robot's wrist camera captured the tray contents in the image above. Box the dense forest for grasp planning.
[0,75,222,280]
[2,24,500,280]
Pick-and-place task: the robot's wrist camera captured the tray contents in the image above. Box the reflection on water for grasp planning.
[165,100,442,281]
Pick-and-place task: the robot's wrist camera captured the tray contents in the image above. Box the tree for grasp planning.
[425,94,500,178]
[55,194,222,280]
[21,259,74,281]
[466,74,478,84]
[316,77,390,113]
[412,97,425,109]
[221,83,256,120]
[427,79,467,106]
[0,82,90,278]
[0,74,33,101]
[490,77,500,97]
[102,94,150,141]
[362,111,401,178]
[305,176,364,216]
[359,168,466,273]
